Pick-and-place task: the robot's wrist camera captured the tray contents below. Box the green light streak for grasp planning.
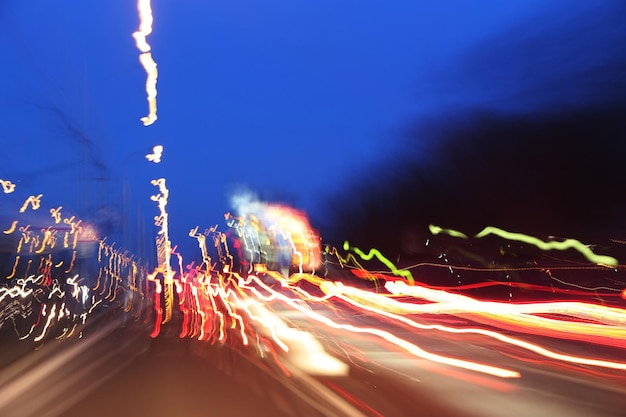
[429,224,468,239]
[344,241,415,285]
[474,226,618,266]
[430,223,618,266]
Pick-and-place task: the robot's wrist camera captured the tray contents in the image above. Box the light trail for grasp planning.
[0,192,148,344]
[238,275,520,378]
[264,270,626,369]
[147,201,623,383]
[343,241,415,285]
[312,280,626,370]
[150,177,175,323]
[19,194,43,213]
[6,165,608,395]
[349,268,624,299]
[430,223,619,266]
[50,206,62,223]
[428,224,468,239]
[0,179,15,193]
[132,0,158,126]
[145,145,163,163]
[3,221,18,234]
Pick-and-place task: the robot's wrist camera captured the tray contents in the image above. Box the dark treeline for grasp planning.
[316,1,626,256]
[319,105,626,255]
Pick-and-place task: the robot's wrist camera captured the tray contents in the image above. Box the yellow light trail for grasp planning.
[3,221,17,234]
[145,145,163,163]
[35,228,54,254]
[132,0,158,126]
[6,256,19,279]
[19,194,43,213]
[0,179,15,193]
[50,206,62,223]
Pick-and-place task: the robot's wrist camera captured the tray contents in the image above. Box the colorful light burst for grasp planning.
[144,205,626,382]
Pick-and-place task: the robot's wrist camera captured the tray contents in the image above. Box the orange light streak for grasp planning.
[63,216,78,234]
[35,228,54,254]
[6,256,19,279]
[16,225,30,253]
[19,194,43,212]
[64,251,76,273]
[3,221,17,234]
[50,206,62,223]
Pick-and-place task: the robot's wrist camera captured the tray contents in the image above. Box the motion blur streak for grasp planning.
[428,224,468,239]
[389,281,624,342]
[139,201,626,383]
[19,194,43,213]
[240,275,520,378]
[0,187,149,351]
[343,241,415,285]
[0,179,16,194]
[3,221,18,234]
[430,224,619,266]
[132,0,158,126]
[150,178,175,323]
[319,280,626,370]
[145,145,163,163]
[351,269,624,299]
[242,297,349,376]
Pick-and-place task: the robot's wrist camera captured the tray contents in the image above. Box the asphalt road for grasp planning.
[0,315,328,417]
[63,336,300,417]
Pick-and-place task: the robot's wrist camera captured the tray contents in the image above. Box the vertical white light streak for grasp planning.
[132,0,159,126]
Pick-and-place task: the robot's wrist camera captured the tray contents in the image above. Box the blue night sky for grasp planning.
[1,1,625,260]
